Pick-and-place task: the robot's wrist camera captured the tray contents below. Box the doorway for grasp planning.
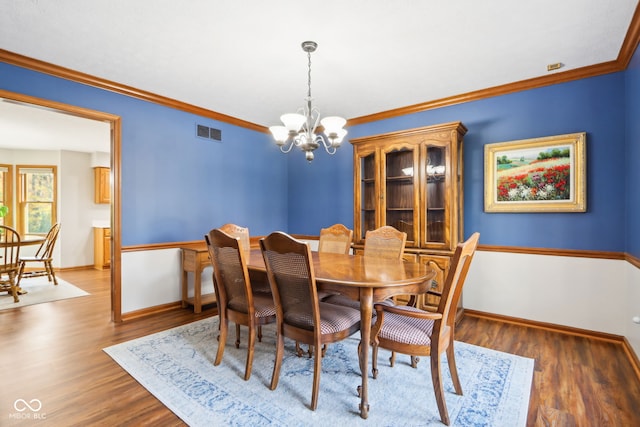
[0,89,122,321]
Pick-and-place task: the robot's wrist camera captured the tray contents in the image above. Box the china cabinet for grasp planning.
[351,121,467,311]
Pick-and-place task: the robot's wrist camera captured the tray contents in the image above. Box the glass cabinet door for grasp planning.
[357,151,377,243]
[424,143,449,247]
[382,145,418,246]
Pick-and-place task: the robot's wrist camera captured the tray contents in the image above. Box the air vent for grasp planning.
[196,124,222,141]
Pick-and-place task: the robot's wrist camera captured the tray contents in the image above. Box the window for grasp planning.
[17,166,57,236]
[0,164,12,226]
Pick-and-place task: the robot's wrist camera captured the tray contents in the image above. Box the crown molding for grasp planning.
[0,49,265,133]
[2,1,639,130]
[618,1,640,69]
[348,61,623,126]
[349,2,640,126]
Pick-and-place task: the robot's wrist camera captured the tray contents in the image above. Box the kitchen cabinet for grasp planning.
[94,227,111,270]
[94,167,110,204]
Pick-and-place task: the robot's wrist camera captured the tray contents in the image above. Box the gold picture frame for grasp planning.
[484,132,586,212]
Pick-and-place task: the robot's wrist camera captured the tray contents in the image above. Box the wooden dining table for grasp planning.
[0,236,45,247]
[246,248,436,419]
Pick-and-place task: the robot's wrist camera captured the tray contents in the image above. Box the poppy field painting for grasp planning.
[484,132,586,212]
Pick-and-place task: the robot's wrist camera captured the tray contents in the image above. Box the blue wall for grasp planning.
[0,63,289,246]
[626,45,640,258]
[285,141,354,235]
[2,50,638,253]
[288,73,630,252]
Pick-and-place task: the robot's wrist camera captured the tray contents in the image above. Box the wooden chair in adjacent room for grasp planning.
[260,231,361,410]
[0,225,22,303]
[370,232,480,426]
[205,228,276,381]
[17,223,61,287]
[318,223,353,254]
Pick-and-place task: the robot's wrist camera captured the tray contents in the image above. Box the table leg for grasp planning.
[358,288,373,419]
[181,269,188,308]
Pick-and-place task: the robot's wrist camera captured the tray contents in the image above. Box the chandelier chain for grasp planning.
[307,50,312,100]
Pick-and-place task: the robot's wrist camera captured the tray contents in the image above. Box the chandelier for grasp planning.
[269,41,347,162]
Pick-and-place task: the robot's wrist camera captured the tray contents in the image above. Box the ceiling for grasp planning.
[0,0,638,151]
[0,99,111,153]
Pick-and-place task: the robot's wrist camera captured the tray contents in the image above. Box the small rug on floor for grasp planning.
[0,277,89,310]
[104,317,534,426]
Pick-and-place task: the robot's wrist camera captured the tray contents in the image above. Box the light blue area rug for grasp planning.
[104,318,533,426]
[0,277,89,311]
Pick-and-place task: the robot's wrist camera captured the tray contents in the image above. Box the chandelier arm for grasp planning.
[279,139,296,153]
[316,134,337,154]
[309,106,320,136]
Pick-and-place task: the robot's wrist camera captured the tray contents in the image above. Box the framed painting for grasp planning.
[484,132,586,212]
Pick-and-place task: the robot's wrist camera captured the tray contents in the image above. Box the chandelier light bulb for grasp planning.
[269,126,288,145]
[331,128,348,147]
[320,116,346,135]
[280,113,306,133]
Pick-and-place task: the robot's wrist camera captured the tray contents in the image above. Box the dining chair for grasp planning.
[323,225,407,309]
[17,223,61,287]
[318,223,353,254]
[219,223,271,295]
[0,225,22,303]
[363,225,407,260]
[205,228,276,381]
[370,232,480,426]
[298,223,351,353]
[313,223,354,317]
[260,231,361,410]
[218,223,250,256]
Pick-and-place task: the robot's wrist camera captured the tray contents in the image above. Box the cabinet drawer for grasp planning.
[402,253,417,263]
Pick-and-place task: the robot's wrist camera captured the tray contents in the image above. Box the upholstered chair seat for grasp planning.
[372,305,438,346]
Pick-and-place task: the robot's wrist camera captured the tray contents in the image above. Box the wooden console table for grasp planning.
[180,244,215,313]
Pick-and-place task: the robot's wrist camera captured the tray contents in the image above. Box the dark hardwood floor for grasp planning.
[2,268,639,426]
